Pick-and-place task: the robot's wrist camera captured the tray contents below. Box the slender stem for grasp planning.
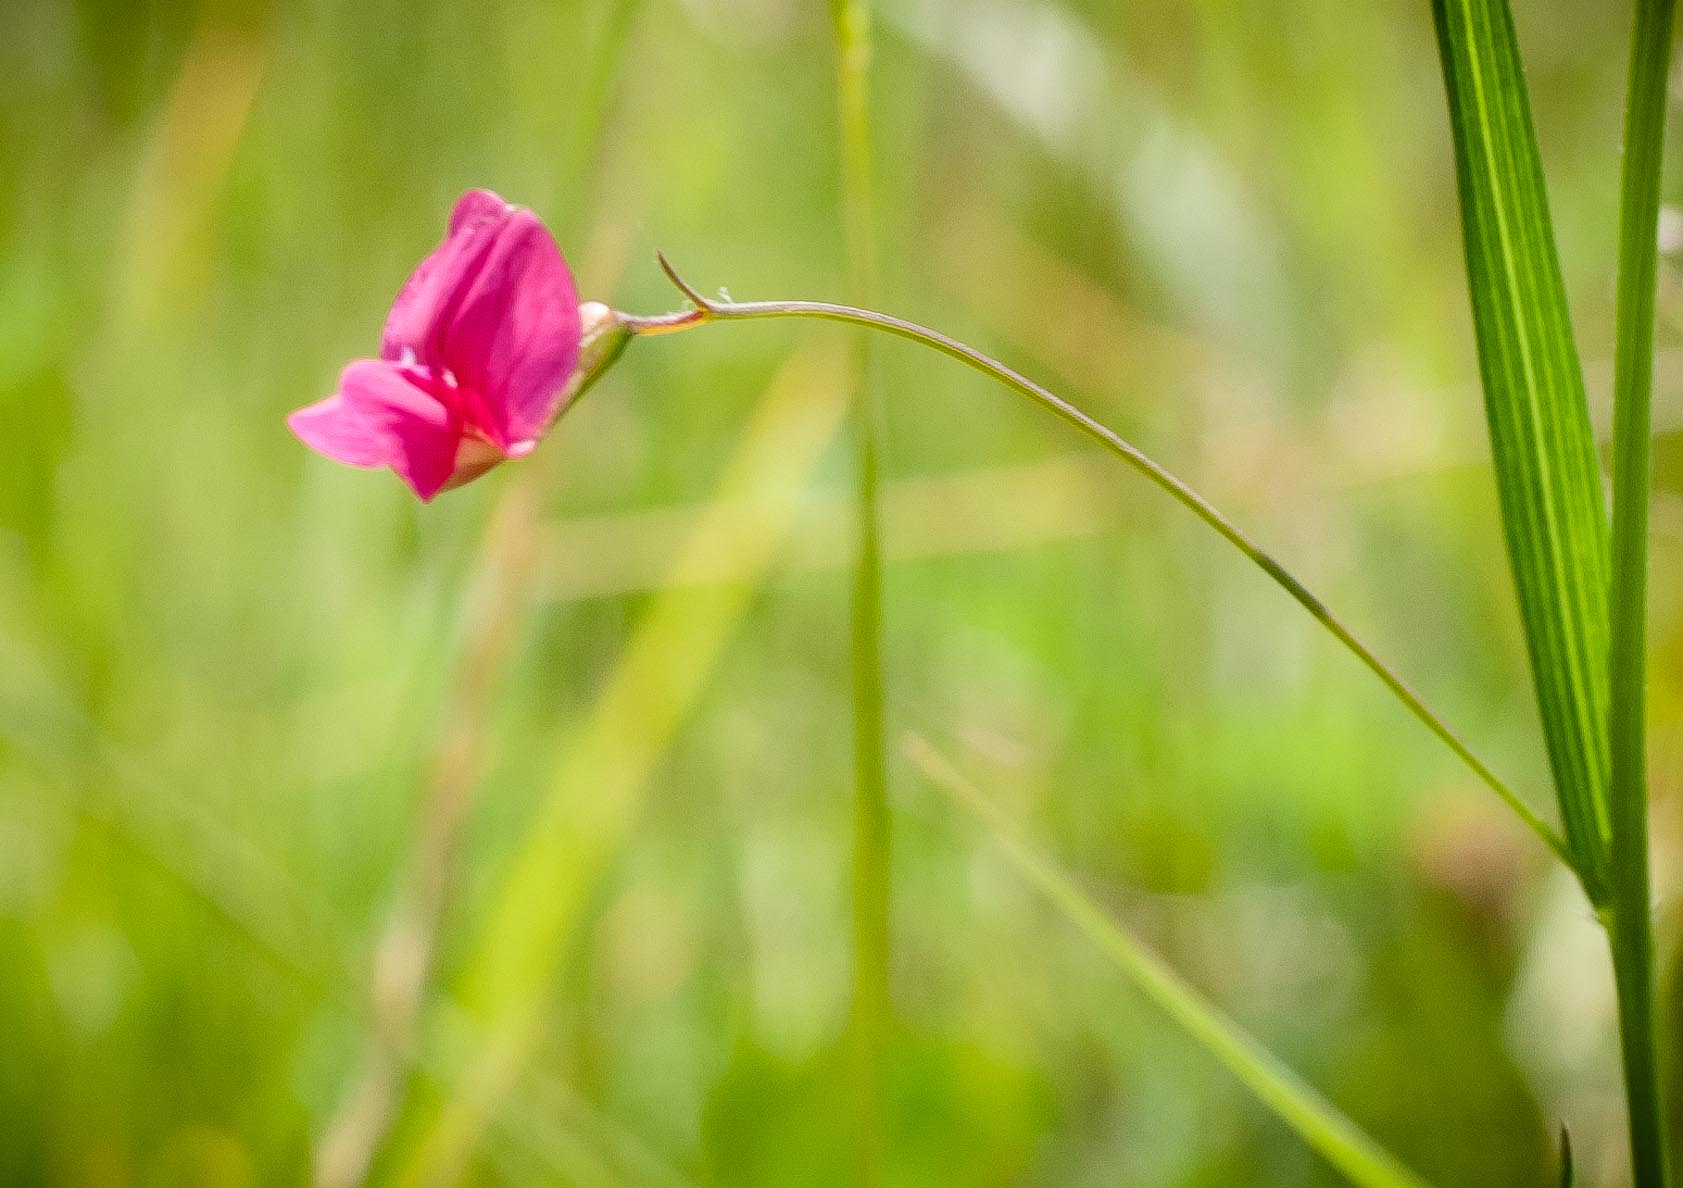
[1607,0,1675,1182]
[831,2,890,1186]
[624,264,1576,875]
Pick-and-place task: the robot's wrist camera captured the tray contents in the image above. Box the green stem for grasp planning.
[625,266,1574,873]
[1607,0,1675,1182]
[831,1,890,1185]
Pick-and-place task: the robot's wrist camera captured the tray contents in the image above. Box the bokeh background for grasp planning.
[5,1,1683,1185]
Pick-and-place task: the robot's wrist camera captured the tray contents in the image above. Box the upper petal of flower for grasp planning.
[448,188,510,235]
[378,191,582,447]
[430,208,582,446]
[289,360,464,501]
[379,190,514,369]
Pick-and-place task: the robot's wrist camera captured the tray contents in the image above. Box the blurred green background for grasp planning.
[4,1,1683,1185]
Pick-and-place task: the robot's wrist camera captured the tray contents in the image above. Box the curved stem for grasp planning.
[624,260,1577,874]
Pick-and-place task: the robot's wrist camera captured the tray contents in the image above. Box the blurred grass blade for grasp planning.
[906,738,1435,1188]
[832,2,891,1186]
[1557,1127,1574,1188]
[1432,0,1612,894]
[0,692,696,1188]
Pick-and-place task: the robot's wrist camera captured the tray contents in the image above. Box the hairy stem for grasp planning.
[625,266,1574,873]
[1607,0,1675,1182]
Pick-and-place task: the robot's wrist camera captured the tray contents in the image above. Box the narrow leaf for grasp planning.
[908,738,1436,1188]
[1432,0,1612,893]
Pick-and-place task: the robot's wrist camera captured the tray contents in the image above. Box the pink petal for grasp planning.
[289,360,464,501]
[449,188,510,234]
[378,192,582,447]
[437,209,582,444]
[288,393,391,468]
[379,192,514,369]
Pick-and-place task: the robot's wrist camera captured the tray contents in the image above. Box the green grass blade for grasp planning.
[906,738,1436,1188]
[833,2,891,1185]
[1431,0,1613,896]
[1605,2,1676,1183]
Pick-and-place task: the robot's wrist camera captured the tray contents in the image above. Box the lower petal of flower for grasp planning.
[289,359,464,501]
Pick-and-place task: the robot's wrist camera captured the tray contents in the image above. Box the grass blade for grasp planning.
[832,2,891,1185]
[1431,0,1613,896]
[1605,1,1676,1183]
[906,738,1435,1188]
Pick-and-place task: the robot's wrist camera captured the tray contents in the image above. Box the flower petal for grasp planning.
[449,188,510,234]
[435,208,582,444]
[289,360,463,501]
[379,191,514,369]
[287,392,391,468]
[377,192,581,447]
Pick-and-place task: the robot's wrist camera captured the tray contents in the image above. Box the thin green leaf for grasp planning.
[1557,1126,1574,1188]
[907,737,1437,1188]
[1432,0,1612,896]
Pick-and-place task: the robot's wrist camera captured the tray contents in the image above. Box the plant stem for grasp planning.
[625,269,1575,874]
[1607,0,1675,1182]
[831,1,890,1185]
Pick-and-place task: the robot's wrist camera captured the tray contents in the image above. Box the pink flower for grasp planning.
[289,189,585,501]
